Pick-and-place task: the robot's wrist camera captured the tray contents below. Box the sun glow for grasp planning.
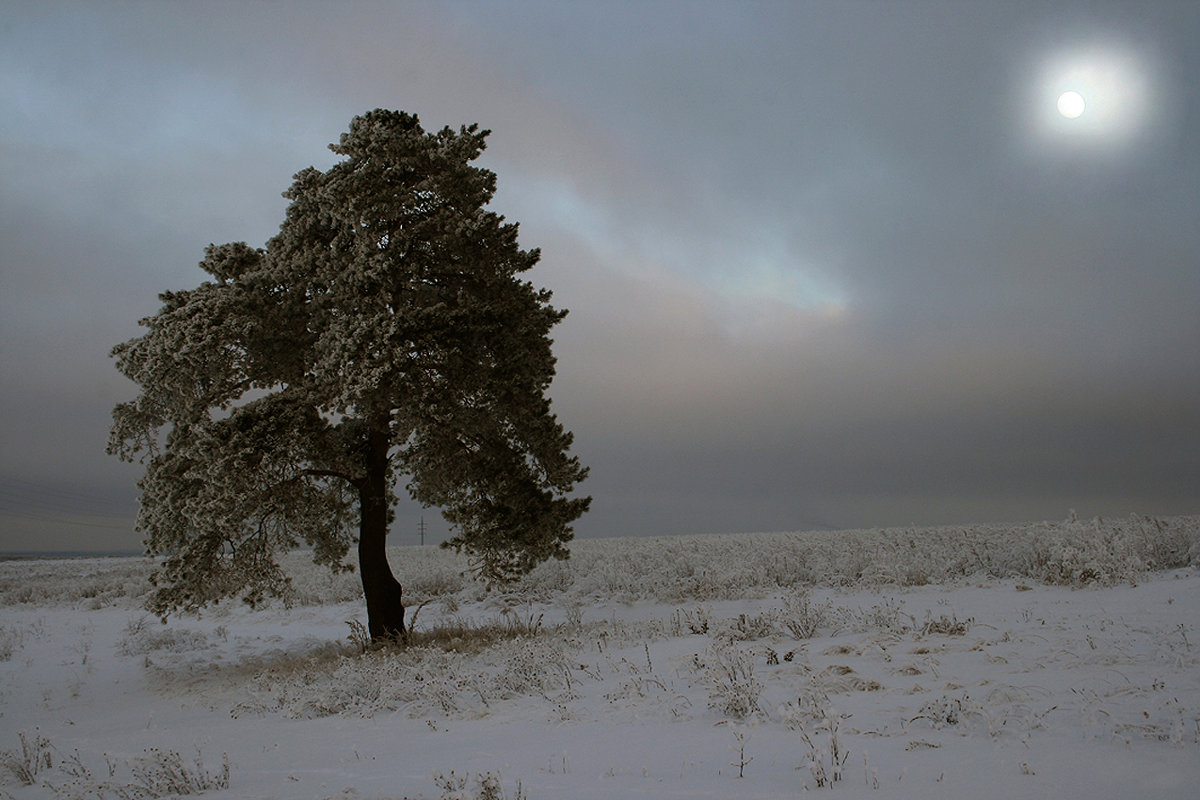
[1027,40,1158,153]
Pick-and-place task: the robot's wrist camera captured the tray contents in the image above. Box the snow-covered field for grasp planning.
[2,515,1198,799]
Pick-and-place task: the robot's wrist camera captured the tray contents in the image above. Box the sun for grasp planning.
[1056,90,1085,119]
[1024,40,1159,153]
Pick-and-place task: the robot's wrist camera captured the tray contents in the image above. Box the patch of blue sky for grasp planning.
[709,255,846,315]
[498,172,847,321]
[2,22,300,171]
[496,172,614,254]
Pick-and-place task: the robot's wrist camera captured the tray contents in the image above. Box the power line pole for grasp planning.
[418,516,426,547]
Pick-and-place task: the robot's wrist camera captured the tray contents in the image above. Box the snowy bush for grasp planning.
[117,616,223,656]
[711,610,781,643]
[0,628,15,662]
[0,623,38,662]
[477,514,1200,603]
[833,596,912,636]
[432,770,526,800]
[234,617,586,720]
[910,691,985,730]
[52,746,230,799]
[3,732,228,797]
[0,558,153,607]
[1132,515,1195,570]
[797,707,851,788]
[670,605,711,636]
[0,729,53,785]
[486,636,576,703]
[695,644,763,720]
[18,514,1196,617]
[778,589,832,639]
[918,612,972,637]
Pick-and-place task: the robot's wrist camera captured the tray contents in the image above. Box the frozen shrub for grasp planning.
[517,557,575,597]
[5,515,1197,617]
[1,729,53,785]
[696,644,763,719]
[712,611,781,643]
[910,691,984,729]
[345,619,373,654]
[1132,515,1195,571]
[918,612,972,637]
[797,707,850,788]
[1036,540,1125,586]
[671,605,710,635]
[780,691,851,788]
[282,556,363,605]
[118,618,219,656]
[0,625,25,662]
[779,589,831,639]
[126,748,231,796]
[491,638,574,701]
[1024,514,1200,587]
[433,770,526,800]
[403,563,468,601]
[52,746,229,799]
[235,618,587,720]
[836,597,911,635]
[0,557,154,607]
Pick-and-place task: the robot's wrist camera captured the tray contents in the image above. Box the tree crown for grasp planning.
[110,110,589,613]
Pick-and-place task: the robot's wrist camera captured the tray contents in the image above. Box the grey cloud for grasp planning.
[2,1,1196,552]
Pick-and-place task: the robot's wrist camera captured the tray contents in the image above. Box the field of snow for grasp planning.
[2,515,1198,799]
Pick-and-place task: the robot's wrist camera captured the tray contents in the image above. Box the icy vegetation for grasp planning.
[1,514,1198,798]
[283,513,1200,607]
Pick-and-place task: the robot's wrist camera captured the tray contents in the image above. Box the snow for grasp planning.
[1,521,1198,799]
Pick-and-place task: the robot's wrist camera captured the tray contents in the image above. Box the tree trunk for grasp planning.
[358,425,405,641]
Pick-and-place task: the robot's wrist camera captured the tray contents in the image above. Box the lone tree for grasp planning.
[108,110,590,639]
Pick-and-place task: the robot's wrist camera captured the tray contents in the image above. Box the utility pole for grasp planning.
[418,516,426,547]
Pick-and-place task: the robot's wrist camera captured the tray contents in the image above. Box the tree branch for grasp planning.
[301,467,361,487]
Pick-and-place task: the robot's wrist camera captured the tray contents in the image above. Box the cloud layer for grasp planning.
[2,1,1197,550]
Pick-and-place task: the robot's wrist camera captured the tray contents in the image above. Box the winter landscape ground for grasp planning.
[1,515,1198,799]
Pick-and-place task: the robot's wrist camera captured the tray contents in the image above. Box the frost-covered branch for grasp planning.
[109,110,589,635]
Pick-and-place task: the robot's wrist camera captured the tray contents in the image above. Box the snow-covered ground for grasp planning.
[2,517,1198,799]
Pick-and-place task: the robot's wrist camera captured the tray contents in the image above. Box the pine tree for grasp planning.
[108,110,590,639]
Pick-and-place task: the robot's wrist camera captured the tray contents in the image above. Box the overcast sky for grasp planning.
[2,1,1197,552]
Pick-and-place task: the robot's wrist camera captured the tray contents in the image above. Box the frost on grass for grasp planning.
[1,729,53,785]
[221,514,1200,730]
[234,623,581,719]
[484,513,1200,605]
[779,691,853,789]
[117,615,226,656]
[910,692,985,730]
[0,557,154,607]
[4,514,1199,798]
[694,644,764,720]
[52,746,230,799]
[0,620,45,661]
[1,730,229,799]
[778,589,831,639]
[433,770,527,800]
[4,514,1193,612]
